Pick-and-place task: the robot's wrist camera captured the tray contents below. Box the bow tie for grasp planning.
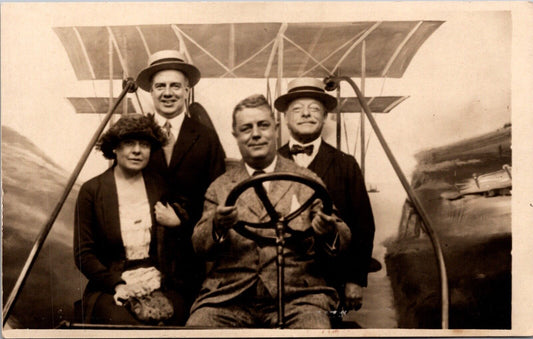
[290,144,314,156]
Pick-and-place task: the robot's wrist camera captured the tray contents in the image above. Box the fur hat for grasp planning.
[97,113,167,159]
[274,78,337,112]
[136,50,201,91]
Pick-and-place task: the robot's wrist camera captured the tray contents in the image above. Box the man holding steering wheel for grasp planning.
[186,94,350,328]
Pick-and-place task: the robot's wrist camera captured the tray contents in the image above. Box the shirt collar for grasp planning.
[244,155,278,177]
[154,109,186,136]
[288,136,322,157]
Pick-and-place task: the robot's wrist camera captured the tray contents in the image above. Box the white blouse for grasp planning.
[114,172,152,261]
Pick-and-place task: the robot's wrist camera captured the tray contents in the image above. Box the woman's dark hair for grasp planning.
[96,113,167,159]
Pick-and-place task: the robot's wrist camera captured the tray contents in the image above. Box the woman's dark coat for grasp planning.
[73,167,183,321]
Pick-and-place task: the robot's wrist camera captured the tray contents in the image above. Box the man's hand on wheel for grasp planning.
[311,211,336,236]
[214,205,238,237]
[344,282,364,311]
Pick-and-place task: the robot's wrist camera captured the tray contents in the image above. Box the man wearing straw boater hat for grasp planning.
[136,50,226,316]
[277,78,375,317]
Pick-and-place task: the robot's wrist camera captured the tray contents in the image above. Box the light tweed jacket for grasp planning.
[190,156,351,313]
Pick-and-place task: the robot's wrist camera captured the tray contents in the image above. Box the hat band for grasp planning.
[288,86,326,94]
[150,57,185,66]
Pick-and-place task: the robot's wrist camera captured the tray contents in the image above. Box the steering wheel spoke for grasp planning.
[285,191,321,223]
[252,182,279,221]
[225,172,332,243]
[224,172,333,329]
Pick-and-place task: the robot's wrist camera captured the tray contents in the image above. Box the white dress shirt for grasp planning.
[244,156,278,191]
[154,109,186,140]
[288,136,322,168]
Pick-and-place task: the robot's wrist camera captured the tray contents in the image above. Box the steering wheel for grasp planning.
[224,172,333,247]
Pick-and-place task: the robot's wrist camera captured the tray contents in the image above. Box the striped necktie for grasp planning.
[162,121,176,165]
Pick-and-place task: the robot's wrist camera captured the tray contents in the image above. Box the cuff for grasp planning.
[171,202,190,225]
[211,223,228,243]
[319,230,340,256]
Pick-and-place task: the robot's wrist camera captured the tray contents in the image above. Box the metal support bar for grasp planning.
[323,75,449,329]
[134,91,145,115]
[222,40,274,78]
[381,21,423,77]
[275,34,284,147]
[122,39,129,115]
[170,25,193,65]
[264,23,288,78]
[331,21,382,75]
[229,23,235,71]
[108,33,114,111]
[135,26,151,57]
[172,25,235,77]
[2,80,137,326]
[360,40,366,177]
[275,219,286,328]
[336,85,341,150]
[73,27,96,80]
[283,35,332,75]
[106,26,129,78]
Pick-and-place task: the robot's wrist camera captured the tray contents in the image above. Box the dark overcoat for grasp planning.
[144,116,226,295]
[279,141,375,288]
[74,167,178,321]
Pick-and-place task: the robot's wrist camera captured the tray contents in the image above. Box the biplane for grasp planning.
[4,19,458,330]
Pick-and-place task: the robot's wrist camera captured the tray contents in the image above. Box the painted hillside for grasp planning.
[2,125,86,328]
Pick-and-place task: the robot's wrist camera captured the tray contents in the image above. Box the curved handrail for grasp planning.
[324,76,450,329]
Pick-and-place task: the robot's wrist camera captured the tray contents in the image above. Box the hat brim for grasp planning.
[274,91,337,112]
[136,61,201,91]
[119,131,161,145]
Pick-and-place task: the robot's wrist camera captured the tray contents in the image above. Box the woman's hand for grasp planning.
[155,201,181,227]
[113,283,152,305]
[113,283,130,306]
[126,283,150,297]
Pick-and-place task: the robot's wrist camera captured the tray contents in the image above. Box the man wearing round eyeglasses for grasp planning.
[277,78,375,318]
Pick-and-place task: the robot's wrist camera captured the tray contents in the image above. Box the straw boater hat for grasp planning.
[136,50,201,91]
[274,78,337,112]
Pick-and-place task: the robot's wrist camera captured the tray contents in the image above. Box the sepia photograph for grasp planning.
[1,1,532,337]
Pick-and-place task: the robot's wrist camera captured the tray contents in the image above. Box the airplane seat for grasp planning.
[73,299,83,323]
[188,102,226,159]
[188,102,214,130]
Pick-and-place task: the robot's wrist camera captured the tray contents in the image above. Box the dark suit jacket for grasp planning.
[145,116,226,294]
[74,167,175,320]
[279,141,375,287]
[190,156,350,313]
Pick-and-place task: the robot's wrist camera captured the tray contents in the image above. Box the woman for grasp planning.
[74,114,188,325]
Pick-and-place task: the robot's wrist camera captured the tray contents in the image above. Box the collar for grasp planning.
[154,109,186,137]
[244,156,278,176]
[288,136,321,158]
